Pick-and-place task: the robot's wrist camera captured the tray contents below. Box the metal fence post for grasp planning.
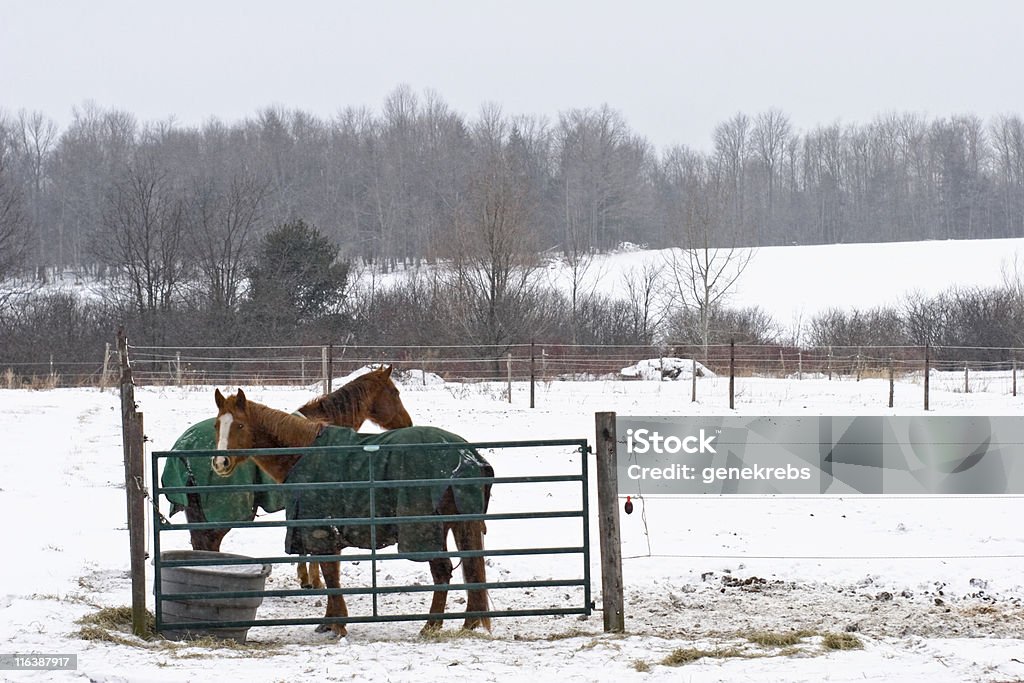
[924,344,930,411]
[729,339,735,410]
[888,359,894,408]
[530,341,536,409]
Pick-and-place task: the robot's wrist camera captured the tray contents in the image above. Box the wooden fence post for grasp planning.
[964,363,969,394]
[327,343,334,394]
[118,329,148,638]
[101,342,112,390]
[506,352,513,403]
[1014,359,1017,397]
[691,358,697,403]
[594,412,625,633]
[321,346,329,395]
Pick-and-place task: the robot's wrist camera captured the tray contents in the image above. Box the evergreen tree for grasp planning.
[245,219,349,339]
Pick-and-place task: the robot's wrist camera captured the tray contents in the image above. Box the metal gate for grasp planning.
[151,438,591,634]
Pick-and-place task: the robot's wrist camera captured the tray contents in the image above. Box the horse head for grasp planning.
[211,388,323,482]
[211,388,255,477]
[364,365,413,430]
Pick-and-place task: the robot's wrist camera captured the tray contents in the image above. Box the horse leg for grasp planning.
[188,527,229,552]
[298,558,325,589]
[184,493,229,552]
[453,519,490,632]
[317,559,348,638]
[421,522,454,635]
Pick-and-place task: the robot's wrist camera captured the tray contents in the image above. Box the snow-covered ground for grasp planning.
[2,371,1023,682]
[541,237,1024,329]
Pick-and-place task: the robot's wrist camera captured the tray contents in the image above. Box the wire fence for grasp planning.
[4,341,1024,392]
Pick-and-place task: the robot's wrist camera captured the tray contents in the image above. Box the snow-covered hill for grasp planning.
[539,237,1024,329]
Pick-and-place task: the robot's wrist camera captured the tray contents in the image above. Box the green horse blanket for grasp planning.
[283,425,492,558]
[161,417,288,522]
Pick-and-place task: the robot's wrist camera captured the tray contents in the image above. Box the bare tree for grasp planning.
[0,117,32,308]
[664,159,754,359]
[187,172,268,313]
[557,105,651,252]
[444,105,544,357]
[713,112,750,240]
[621,261,664,343]
[558,200,606,344]
[95,156,187,345]
[991,114,1024,236]
[13,110,57,273]
[751,109,791,234]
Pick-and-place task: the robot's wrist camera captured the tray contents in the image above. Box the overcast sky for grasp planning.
[2,0,1022,152]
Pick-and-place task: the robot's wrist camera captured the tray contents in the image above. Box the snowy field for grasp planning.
[541,237,1024,330]
[2,370,1023,682]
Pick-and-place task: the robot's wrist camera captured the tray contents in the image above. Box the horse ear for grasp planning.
[236,388,247,410]
[383,365,393,378]
[215,388,225,409]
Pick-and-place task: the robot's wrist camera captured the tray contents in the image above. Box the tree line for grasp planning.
[2,88,1023,279]
[2,87,1024,378]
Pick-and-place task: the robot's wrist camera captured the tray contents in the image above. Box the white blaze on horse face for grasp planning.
[216,413,233,451]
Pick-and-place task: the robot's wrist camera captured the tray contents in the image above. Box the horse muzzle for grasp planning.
[211,455,234,476]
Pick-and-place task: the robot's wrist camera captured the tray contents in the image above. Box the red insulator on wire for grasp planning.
[624,495,633,515]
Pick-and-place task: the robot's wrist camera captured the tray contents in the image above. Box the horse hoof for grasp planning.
[314,623,333,634]
[420,622,443,636]
[462,618,491,632]
[301,582,313,590]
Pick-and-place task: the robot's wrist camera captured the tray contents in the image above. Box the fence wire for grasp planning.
[5,342,1024,390]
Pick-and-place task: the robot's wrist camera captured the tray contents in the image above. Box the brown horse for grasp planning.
[297,365,411,430]
[185,365,412,591]
[210,389,491,638]
[291,365,412,589]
